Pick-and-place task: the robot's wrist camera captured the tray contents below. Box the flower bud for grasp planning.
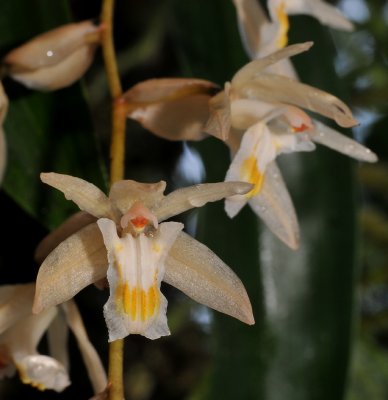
[4,20,101,91]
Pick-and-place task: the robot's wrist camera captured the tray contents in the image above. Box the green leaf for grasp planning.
[0,0,106,229]
[171,2,357,399]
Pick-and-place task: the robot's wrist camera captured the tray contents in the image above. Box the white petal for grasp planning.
[232,0,269,59]
[62,301,107,394]
[283,0,354,31]
[16,355,70,392]
[9,45,97,91]
[33,223,108,314]
[225,122,275,218]
[249,161,299,249]
[311,120,377,162]
[41,172,115,219]
[232,42,313,88]
[0,284,35,335]
[164,232,254,325]
[4,21,101,70]
[47,311,69,370]
[98,218,183,341]
[35,211,97,264]
[0,307,70,392]
[154,181,253,222]
[240,74,358,128]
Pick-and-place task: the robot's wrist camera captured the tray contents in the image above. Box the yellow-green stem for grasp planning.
[101,0,125,399]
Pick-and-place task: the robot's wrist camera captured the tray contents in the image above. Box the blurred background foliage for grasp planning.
[0,0,387,399]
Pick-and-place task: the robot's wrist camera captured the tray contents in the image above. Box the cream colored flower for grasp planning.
[205,43,377,249]
[233,0,353,61]
[123,78,218,141]
[0,283,106,393]
[3,20,102,91]
[33,173,255,341]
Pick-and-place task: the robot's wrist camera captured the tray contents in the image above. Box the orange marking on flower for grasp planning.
[131,288,138,320]
[277,2,289,49]
[130,216,149,229]
[292,123,309,133]
[241,156,264,198]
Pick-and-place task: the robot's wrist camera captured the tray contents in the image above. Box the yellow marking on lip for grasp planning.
[241,156,264,198]
[152,243,161,253]
[277,2,289,49]
[116,283,160,321]
[115,243,123,252]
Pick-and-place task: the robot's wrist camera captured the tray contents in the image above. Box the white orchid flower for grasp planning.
[205,43,377,249]
[233,0,353,61]
[33,173,255,341]
[0,283,106,394]
[3,20,102,91]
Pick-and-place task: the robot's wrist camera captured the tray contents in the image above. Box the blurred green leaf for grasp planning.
[171,1,357,399]
[0,0,106,230]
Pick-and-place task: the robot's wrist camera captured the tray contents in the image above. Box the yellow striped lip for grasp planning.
[241,156,264,198]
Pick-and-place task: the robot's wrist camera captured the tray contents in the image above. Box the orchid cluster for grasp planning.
[0,0,377,398]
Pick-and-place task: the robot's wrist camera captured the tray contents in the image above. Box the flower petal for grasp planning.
[47,311,69,370]
[4,20,101,70]
[0,284,35,335]
[164,232,254,325]
[33,223,108,314]
[1,307,70,392]
[16,355,70,392]
[232,0,269,59]
[61,301,107,394]
[311,120,377,162]
[41,173,115,220]
[232,42,313,87]
[109,180,166,215]
[284,0,354,31]
[98,218,183,340]
[239,74,357,127]
[153,181,253,222]
[123,78,218,104]
[9,45,98,91]
[224,122,274,218]
[128,94,210,141]
[204,84,231,140]
[35,211,97,264]
[249,161,299,249]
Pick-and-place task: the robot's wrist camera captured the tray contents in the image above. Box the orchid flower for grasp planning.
[0,283,106,393]
[0,82,8,184]
[33,173,255,341]
[233,0,353,62]
[123,78,218,142]
[3,20,102,91]
[205,42,377,249]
